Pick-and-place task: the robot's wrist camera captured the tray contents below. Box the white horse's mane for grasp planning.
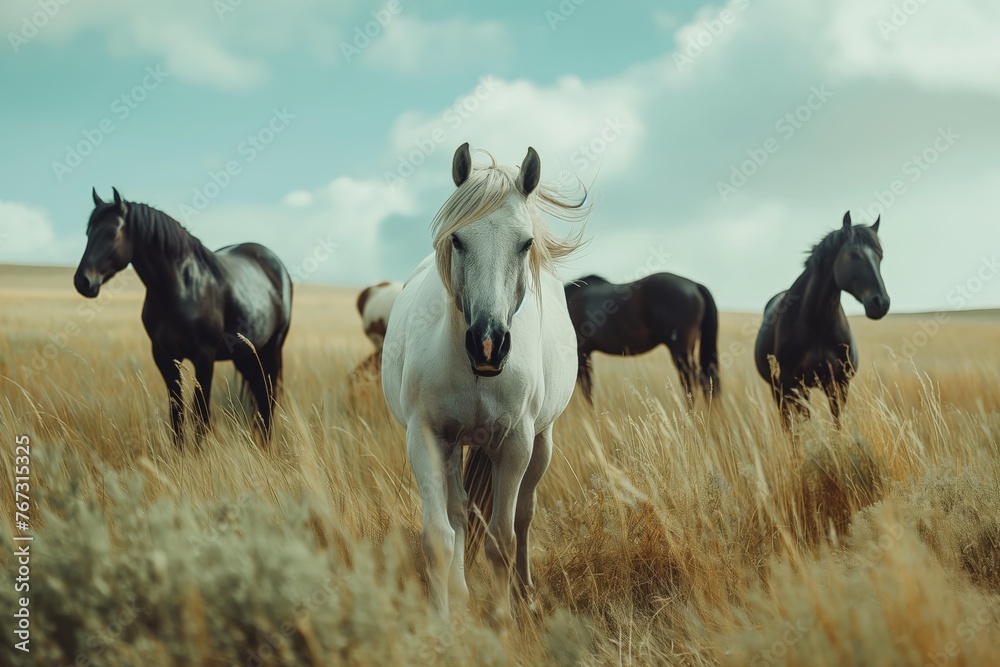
[431,150,588,298]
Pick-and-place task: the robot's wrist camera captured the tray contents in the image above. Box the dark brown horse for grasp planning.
[754,211,889,427]
[74,188,293,446]
[564,273,720,402]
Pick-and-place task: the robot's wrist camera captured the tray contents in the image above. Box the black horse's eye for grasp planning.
[522,238,534,253]
[451,234,464,251]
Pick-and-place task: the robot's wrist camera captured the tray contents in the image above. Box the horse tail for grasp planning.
[265,263,292,402]
[696,282,721,396]
[463,447,493,568]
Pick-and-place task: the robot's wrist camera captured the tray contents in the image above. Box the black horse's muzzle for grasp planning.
[862,293,890,320]
[465,322,511,377]
[74,271,101,298]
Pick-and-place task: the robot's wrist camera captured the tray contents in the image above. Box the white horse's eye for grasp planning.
[451,234,464,251]
[521,238,534,253]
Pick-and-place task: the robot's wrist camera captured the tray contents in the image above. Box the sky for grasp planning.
[1,0,999,313]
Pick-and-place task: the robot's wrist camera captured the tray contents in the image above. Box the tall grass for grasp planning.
[0,268,998,666]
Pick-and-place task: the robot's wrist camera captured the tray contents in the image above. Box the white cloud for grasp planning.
[122,19,268,91]
[560,200,805,312]
[383,75,645,193]
[668,0,754,76]
[823,0,1000,94]
[0,0,351,90]
[284,190,313,208]
[0,201,57,263]
[363,15,510,74]
[190,176,416,284]
[0,2,516,88]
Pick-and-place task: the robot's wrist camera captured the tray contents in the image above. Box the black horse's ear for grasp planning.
[517,146,541,196]
[842,210,852,229]
[452,142,472,187]
[872,215,881,233]
[92,188,104,207]
[112,187,125,213]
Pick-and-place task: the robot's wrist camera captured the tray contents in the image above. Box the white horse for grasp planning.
[382,143,584,616]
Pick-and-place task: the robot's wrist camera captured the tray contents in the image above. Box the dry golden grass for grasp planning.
[1,265,999,666]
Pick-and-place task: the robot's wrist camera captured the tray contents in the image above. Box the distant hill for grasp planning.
[2,264,998,323]
[0,264,358,302]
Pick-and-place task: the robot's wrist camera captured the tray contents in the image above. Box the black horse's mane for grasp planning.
[805,224,882,272]
[91,201,220,273]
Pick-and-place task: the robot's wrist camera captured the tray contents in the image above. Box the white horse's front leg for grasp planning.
[445,446,470,606]
[407,420,454,617]
[515,425,553,596]
[484,424,533,610]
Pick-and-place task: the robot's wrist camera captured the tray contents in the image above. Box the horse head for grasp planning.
[74,188,133,298]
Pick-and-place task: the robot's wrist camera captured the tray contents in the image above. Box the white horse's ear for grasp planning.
[452,142,472,187]
[92,188,104,207]
[517,147,541,196]
[872,215,880,233]
[842,210,852,229]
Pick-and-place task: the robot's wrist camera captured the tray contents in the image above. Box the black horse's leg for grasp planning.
[260,343,283,440]
[192,352,216,445]
[789,388,811,428]
[261,328,289,439]
[234,354,271,443]
[152,346,184,447]
[824,378,849,428]
[670,347,696,405]
[774,385,804,431]
[770,384,791,430]
[578,353,594,404]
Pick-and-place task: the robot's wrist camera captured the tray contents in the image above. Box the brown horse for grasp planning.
[564,273,720,402]
[351,280,402,380]
[754,211,888,427]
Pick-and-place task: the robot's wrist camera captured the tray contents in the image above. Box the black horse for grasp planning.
[754,211,889,427]
[564,273,720,403]
[74,188,293,446]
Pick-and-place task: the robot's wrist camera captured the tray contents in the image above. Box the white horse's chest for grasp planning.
[419,354,535,442]
[396,307,535,435]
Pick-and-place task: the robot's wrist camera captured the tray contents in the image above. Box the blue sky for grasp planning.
[2,0,999,313]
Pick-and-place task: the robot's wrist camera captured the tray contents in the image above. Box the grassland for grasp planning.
[1,264,998,666]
